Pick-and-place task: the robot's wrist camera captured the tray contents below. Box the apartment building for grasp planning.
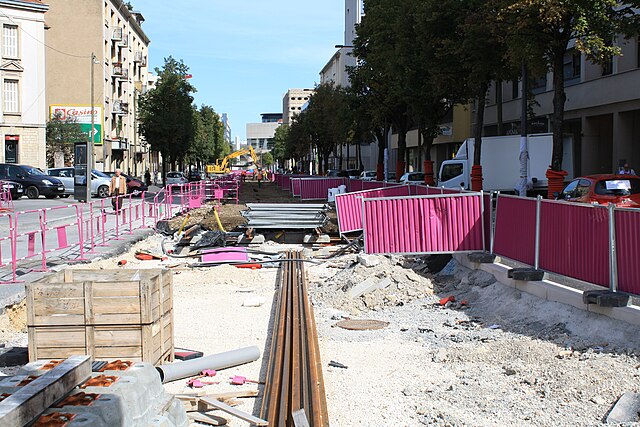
[320,0,362,87]
[282,89,313,125]
[483,38,640,176]
[45,0,151,174]
[221,113,231,146]
[0,0,48,168]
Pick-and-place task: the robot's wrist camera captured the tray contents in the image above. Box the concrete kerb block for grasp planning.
[545,282,589,311]
[480,263,518,289]
[515,280,549,300]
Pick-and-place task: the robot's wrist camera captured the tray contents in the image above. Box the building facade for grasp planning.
[221,113,231,146]
[246,113,282,152]
[482,38,640,177]
[0,0,48,168]
[282,89,313,125]
[320,0,362,87]
[45,0,151,175]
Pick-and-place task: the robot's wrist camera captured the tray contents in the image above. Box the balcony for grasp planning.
[112,100,129,115]
[134,51,143,62]
[111,27,122,41]
[112,64,129,80]
[119,34,129,48]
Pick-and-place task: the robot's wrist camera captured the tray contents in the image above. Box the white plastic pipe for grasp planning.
[157,346,261,383]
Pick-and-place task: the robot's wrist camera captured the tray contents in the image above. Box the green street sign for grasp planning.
[80,123,103,145]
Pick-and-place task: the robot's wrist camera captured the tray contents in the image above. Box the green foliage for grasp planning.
[261,152,274,166]
[138,57,196,169]
[45,112,86,167]
[272,125,289,164]
[187,105,228,166]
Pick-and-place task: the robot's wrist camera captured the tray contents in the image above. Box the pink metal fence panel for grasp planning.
[363,194,484,254]
[538,201,609,287]
[291,178,302,197]
[299,178,346,200]
[348,179,363,193]
[615,208,640,295]
[361,180,386,191]
[335,185,411,235]
[493,195,537,265]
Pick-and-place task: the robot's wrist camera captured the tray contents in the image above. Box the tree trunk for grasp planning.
[472,83,488,191]
[396,127,407,181]
[546,47,569,198]
[161,151,167,187]
[374,127,387,181]
[339,144,343,170]
[421,130,435,185]
[496,79,503,135]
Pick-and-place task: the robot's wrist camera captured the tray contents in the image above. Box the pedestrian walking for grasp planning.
[257,169,263,188]
[619,163,636,175]
[144,169,151,186]
[109,169,127,212]
[241,170,247,182]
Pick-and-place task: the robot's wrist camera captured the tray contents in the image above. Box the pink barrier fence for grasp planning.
[299,178,347,200]
[539,201,610,287]
[291,178,302,197]
[493,195,537,265]
[347,179,364,192]
[616,208,640,295]
[335,185,412,235]
[361,180,388,191]
[363,194,485,255]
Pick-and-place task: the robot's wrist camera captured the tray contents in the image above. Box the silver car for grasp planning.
[47,167,112,198]
[166,171,189,185]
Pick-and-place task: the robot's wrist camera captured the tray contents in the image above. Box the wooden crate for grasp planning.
[26,269,174,365]
[28,311,173,364]
[27,269,172,326]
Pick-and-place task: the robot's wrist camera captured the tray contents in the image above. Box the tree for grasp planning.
[500,0,639,197]
[46,112,86,167]
[186,105,228,169]
[272,124,289,167]
[262,152,274,167]
[138,57,196,183]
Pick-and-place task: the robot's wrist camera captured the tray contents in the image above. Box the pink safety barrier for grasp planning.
[0,212,16,283]
[291,178,302,197]
[279,174,307,191]
[0,182,13,212]
[335,185,411,235]
[299,178,347,200]
[347,179,364,193]
[615,208,640,295]
[538,201,610,288]
[493,195,537,265]
[361,180,387,191]
[362,193,485,255]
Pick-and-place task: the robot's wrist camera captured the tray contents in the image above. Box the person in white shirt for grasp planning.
[619,163,636,176]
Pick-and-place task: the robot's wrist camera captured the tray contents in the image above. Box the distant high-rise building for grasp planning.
[221,113,232,146]
[246,113,282,152]
[282,89,314,125]
[320,0,363,87]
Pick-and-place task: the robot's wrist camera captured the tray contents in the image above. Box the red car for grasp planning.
[559,174,640,207]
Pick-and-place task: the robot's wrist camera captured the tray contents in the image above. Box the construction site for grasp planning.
[0,175,639,426]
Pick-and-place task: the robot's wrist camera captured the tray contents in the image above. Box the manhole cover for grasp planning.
[334,319,389,331]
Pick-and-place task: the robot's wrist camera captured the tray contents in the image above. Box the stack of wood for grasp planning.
[26,269,174,365]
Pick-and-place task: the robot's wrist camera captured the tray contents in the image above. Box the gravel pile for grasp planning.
[307,254,640,426]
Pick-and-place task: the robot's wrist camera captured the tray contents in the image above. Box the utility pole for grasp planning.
[518,63,529,197]
[87,52,97,202]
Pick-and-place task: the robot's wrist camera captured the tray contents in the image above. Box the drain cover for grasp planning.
[334,319,389,331]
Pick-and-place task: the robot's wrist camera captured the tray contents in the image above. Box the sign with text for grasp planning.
[49,105,103,145]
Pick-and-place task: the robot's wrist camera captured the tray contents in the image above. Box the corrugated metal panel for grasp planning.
[363,194,484,254]
[335,186,411,234]
[291,178,301,197]
[493,195,536,265]
[348,179,363,192]
[538,201,609,287]
[299,178,346,200]
[614,209,640,294]
[362,181,386,190]
[483,193,491,250]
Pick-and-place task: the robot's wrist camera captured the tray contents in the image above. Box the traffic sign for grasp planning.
[79,124,102,144]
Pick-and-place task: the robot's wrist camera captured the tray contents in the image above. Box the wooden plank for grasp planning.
[31,327,85,347]
[31,348,88,359]
[0,355,91,426]
[200,397,268,426]
[93,346,143,359]
[92,282,140,297]
[94,328,142,346]
[32,298,84,316]
[187,412,228,426]
[92,297,141,315]
[90,313,143,325]
[30,283,84,299]
[27,327,36,361]
[84,282,94,357]
[140,278,151,324]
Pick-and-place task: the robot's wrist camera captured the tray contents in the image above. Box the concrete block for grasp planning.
[545,283,588,310]
[479,263,516,288]
[348,277,379,298]
[250,234,265,244]
[603,306,640,327]
[515,280,549,300]
[467,252,496,263]
[303,234,331,244]
[357,254,380,268]
[606,392,640,424]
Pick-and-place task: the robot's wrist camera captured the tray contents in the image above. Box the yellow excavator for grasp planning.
[206,146,260,175]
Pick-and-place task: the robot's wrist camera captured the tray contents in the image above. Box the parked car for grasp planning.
[399,172,425,184]
[327,169,340,177]
[559,174,640,207]
[359,170,377,181]
[336,169,361,178]
[187,170,202,182]
[166,171,189,185]
[46,168,112,198]
[385,172,397,182]
[0,164,64,199]
[103,172,148,196]
[0,179,23,199]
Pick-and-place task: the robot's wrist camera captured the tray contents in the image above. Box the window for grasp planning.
[3,25,18,58]
[563,49,581,82]
[441,163,464,182]
[531,75,547,94]
[511,79,519,99]
[560,180,579,199]
[602,57,613,76]
[3,80,19,113]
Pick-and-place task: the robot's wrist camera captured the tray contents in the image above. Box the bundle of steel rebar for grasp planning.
[260,250,329,426]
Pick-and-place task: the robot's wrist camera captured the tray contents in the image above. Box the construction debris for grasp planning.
[241,203,329,229]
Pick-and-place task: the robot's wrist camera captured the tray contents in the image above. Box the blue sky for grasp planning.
[133,0,345,141]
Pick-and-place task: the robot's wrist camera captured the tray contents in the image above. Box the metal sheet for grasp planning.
[538,201,609,288]
[299,178,346,200]
[335,186,411,235]
[493,195,537,265]
[363,194,484,254]
[348,179,364,192]
[614,209,640,294]
[291,178,302,197]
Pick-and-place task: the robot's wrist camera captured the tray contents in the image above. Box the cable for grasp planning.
[0,10,90,59]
